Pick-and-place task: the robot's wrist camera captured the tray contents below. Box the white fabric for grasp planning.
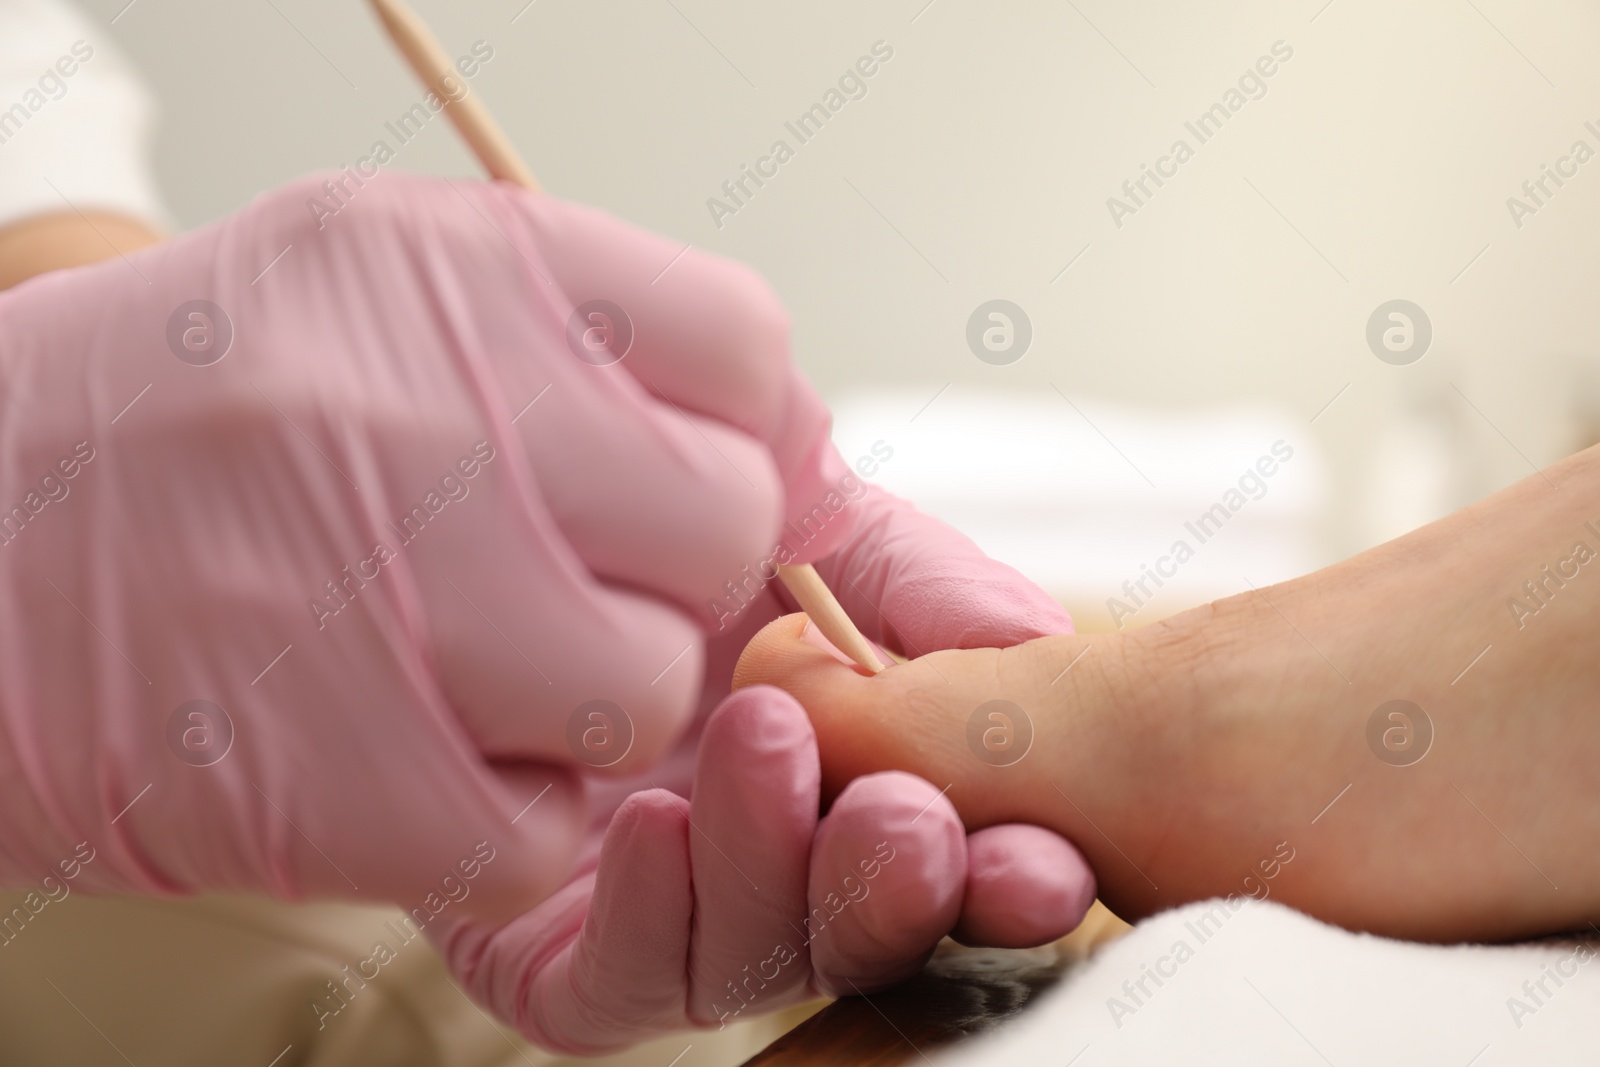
[0,0,167,228]
[829,389,1329,619]
[947,898,1599,1066]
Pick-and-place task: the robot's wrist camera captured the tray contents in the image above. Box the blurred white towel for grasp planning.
[830,387,1329,627]
[945,899,1598,1066]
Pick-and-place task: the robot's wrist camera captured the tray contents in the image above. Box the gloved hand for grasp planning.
[433,484,1097,1053]
[0,168,1097,1053]
[0,169,863,915]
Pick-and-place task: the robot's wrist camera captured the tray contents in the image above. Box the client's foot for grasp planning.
[737,440,1600,942]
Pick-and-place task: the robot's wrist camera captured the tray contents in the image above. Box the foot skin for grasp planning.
[734,614,1175,925]
[736,444,1600,943]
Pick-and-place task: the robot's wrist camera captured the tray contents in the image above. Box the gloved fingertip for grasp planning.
[808,772,968,995]
[894,572,1075,649]
[606,787,690,843]
[705,681,808,733]
[953,824,1096,948]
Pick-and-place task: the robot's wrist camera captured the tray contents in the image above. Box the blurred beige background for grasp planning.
[77,0,1600,623]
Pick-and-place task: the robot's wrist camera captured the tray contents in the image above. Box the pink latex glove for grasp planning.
[0,168,1097,1052]
[0,170,862,914]
[435,484,1097,1053]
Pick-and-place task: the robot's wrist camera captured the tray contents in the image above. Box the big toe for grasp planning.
[734,613,900,796]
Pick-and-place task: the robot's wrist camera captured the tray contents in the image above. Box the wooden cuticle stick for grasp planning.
[366,0,887,675]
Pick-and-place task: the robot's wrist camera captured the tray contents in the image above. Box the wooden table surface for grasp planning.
[742,902,1130,1066]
